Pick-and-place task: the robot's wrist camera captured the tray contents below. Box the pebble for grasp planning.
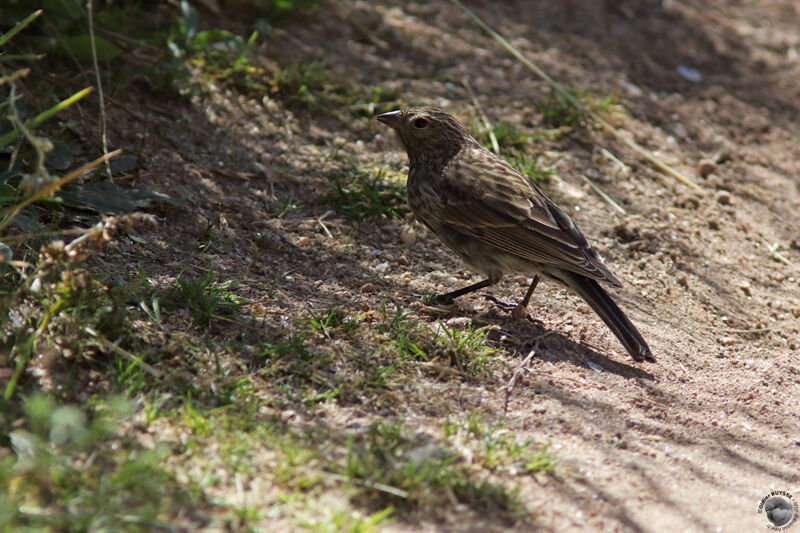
[739,280,751,295]
[715,191,732,205]
[446,317,472,328]
[441,277,457,287]
[697,158,717,178]
[718,336,737,346]
[296,236,310,246]
[400,231,416,245]
[397,254,409,265]
[514,275,529,286]
[374,261,389,273]
[360,283,377,293]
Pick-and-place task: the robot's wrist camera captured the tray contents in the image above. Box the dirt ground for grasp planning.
[66,0,800,530]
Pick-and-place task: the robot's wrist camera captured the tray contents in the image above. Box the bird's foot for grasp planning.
[483,294,533,321]
[482,294,515,311]
[511,304,529,321]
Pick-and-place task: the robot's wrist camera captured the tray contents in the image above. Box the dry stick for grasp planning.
[0,149,121,234]
[463,78,500,154]
[87,0,113,182]
[85,328,159,377]
[448,0,702,191]
[580,174,626,215]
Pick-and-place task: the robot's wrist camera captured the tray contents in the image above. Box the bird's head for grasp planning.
[376,106,476,165]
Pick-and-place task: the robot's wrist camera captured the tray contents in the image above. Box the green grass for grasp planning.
[0,394,207,531]
[343,420,524,522]
[169,269,245,327]
[443,413,556,475]
[537,88,615,128]
[321,161,408,221]
[506,154,554,185]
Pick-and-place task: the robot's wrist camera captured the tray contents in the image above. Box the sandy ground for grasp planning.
[88,0,800,530]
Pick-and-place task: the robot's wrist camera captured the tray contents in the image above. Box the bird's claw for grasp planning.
[483,294,531,320]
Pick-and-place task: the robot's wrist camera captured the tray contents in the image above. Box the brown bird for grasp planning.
[376,106,653,362]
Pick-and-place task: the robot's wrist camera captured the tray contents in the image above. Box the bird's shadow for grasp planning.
[419,298,656,381]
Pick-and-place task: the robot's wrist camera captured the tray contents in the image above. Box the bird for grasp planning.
[376,106,653,362]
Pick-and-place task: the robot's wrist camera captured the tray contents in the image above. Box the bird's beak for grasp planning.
[376,109,402,128]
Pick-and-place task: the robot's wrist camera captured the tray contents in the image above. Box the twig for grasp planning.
[448,0,702,191]
[502,347,537,415]
[581,174,626,215]
[0,149,121,233]
[762,239,794,267]
[462,78,500,154]
[599,145,628,173]
[317,210,334,239]
[326,473,409,498]
[87,0,113,182]
[714,327,772,334]
[85,328,159,377]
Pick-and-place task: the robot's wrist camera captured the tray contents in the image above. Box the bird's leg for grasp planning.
[428,278,494,305]
[511,275,540,320]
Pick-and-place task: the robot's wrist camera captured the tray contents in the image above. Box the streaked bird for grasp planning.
[376,106,653,362]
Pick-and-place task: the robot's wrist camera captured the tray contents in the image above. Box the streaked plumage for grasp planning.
[377,106,653,362]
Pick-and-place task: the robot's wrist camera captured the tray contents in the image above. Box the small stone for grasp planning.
[400,231,416,245]
[360,283,377,293]
[446,317,471,328]
[374,261,389,273]
[441,277,457,287]
[739,280,751,295]
[514,275,529,286]
[718,336,736,346]
[676,274,688,287]
[715,191,732,205]
[397,255,409,265]
[697,158,717,178]
[296,236,310,246]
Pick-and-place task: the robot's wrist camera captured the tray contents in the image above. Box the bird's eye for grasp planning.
[413,118,428,129]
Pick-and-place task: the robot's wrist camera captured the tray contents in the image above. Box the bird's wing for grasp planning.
[434,151,622,286]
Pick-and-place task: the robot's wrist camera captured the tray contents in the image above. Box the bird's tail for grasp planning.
[558,272,654,362]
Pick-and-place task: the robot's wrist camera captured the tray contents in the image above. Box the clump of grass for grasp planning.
[474,120,531,153]
[444,413,556,475]
[342,420,523,521]
[169,269,245,327]
[506,154,554,185]
[0,394,206,531]
[322,162,408,221]
[537,88,614,128]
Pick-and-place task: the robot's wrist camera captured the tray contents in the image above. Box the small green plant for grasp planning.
[251,331,340,405]
[322,162,408,220]
[537,88,614,128]
[433,321,499,374]
[443,413,556,474]
[167,1,261,93]
[474,120,531,152]
[506,154,554,185]
[170,269,244,327]
[0,394,203,530]
[342,420,521,519]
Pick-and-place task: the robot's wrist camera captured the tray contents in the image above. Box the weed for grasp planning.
[169,269,244,327]
[474,120,531,153]
[342,420,522,520]
[0,394,206,530]
[443,413,556,475]
[322,162,408,221]
[506,154,554,185]
[537,88,614,128]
